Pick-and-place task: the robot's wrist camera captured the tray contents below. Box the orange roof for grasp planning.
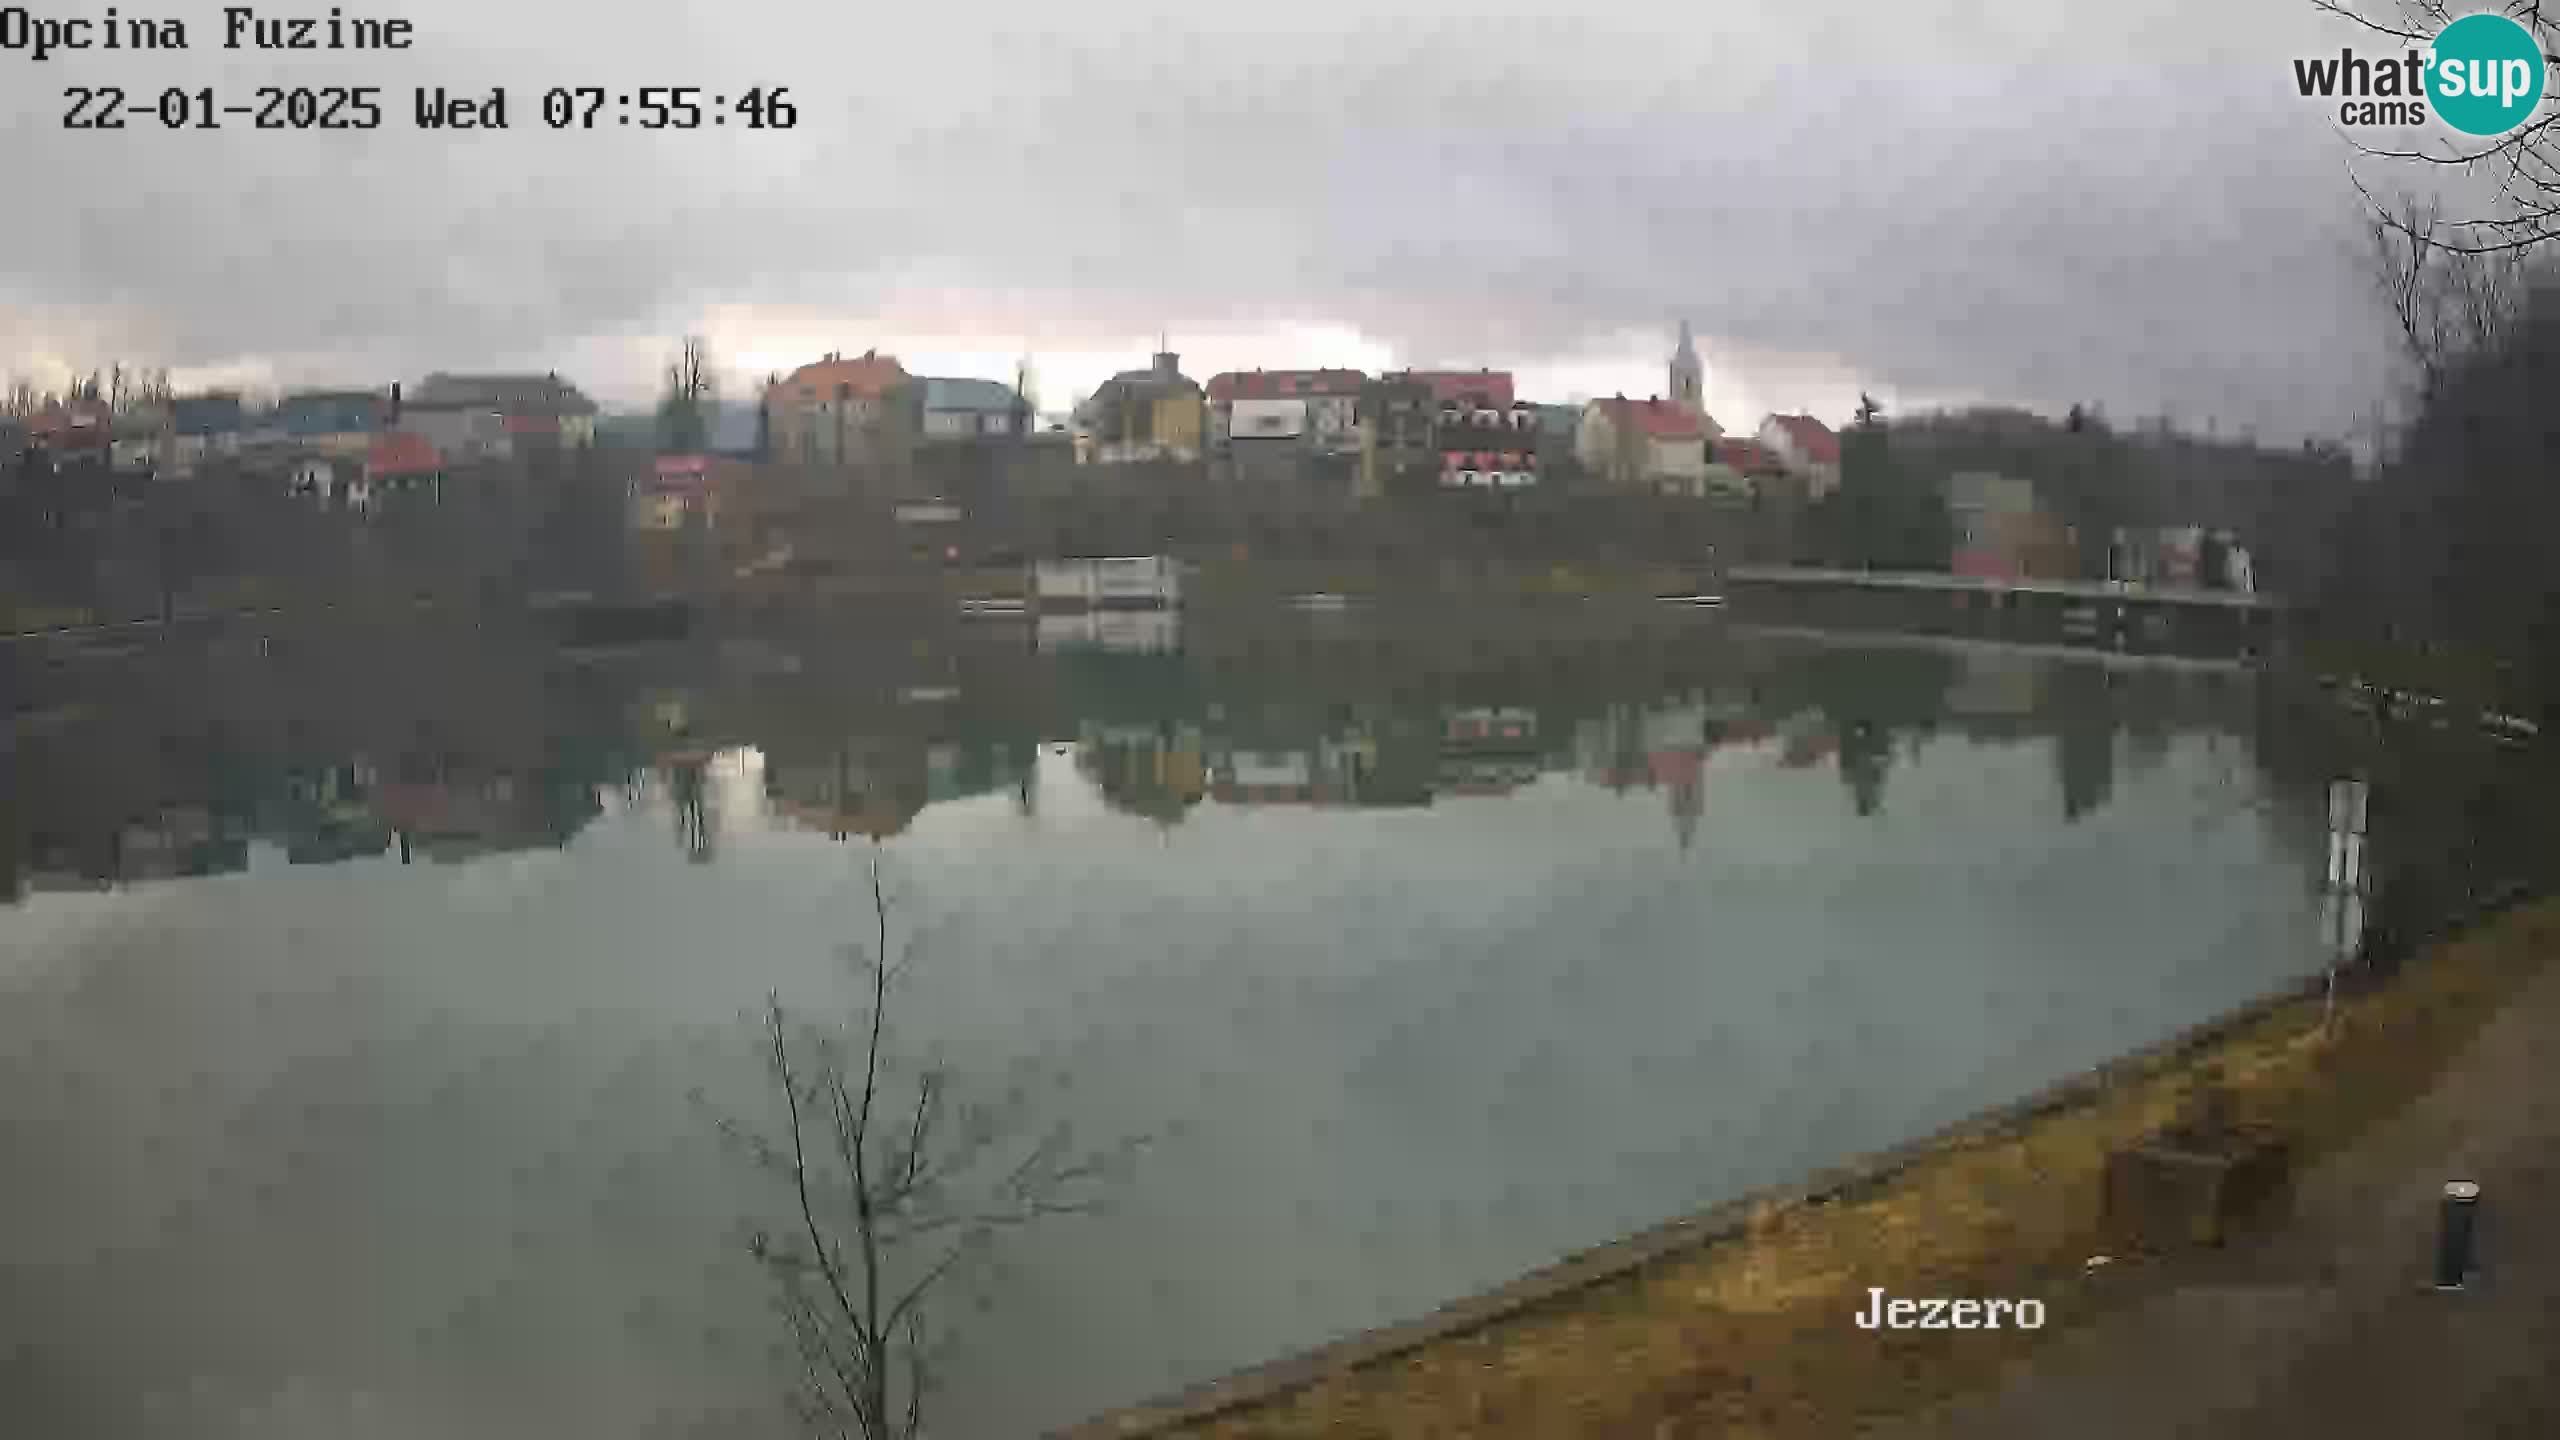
[367,431,442,476]
[773,352,909,401]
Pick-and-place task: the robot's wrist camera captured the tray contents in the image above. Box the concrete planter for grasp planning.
[2104,1107,2292,1250]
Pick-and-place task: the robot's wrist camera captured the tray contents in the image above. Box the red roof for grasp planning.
[1595,397,1706,441]
[1647,749,1705,788]
[648,453,746,496]
[1765,414,1842,465]
[1391,370,1515,407]
[29,400,112,438]
[1780,732,1837,769]
[1713,438,1784,472]
[1207,369,1368,403]
[367,431,442,477]
[371,782,451,830]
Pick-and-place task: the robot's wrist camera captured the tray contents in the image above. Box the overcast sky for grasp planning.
[0,0,2451,440]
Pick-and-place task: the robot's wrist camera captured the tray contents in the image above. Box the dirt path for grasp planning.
[1879,952,2560,1439]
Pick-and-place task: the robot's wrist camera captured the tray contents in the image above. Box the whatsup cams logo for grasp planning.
[2293,11,2548,135]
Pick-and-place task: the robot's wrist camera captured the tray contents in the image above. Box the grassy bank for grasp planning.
[1082,899,2560,1439]
[0,598,98,634]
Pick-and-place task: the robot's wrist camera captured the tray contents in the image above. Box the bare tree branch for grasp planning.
[766,997,878,1392]
[720,855,1141,1439]
[2309,0,2434,42]
[882,1240,970,1341]
[2325,0,2560,256]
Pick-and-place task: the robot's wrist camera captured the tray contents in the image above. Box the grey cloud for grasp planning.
[3,0,2410,437]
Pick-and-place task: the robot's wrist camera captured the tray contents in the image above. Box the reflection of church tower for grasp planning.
[1669,320,1704,418]
[671,759,714,864]
[1669,769,1702,850]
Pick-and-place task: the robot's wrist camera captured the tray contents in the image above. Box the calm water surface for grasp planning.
[0,618,2333,1437]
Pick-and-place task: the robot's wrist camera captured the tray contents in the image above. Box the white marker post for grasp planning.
[2321,775,2371,1023]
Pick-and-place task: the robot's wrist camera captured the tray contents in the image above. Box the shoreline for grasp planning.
[1060,889,2559,1439]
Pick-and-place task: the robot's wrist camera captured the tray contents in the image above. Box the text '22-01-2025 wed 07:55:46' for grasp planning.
[59,84,798,131]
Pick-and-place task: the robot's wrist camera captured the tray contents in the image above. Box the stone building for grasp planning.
[766,351,916,469]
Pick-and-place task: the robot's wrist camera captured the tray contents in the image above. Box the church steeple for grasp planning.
[1669,320,1703,417]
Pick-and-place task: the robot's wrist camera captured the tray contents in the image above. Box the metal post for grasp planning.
[2434,1180,2481,1291]
[2322,776,2371,1008]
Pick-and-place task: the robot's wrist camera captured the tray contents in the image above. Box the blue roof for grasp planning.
[709,403,761,454]
[281,392,383,435]
[919,377,1022,413]
[172,394,245,436]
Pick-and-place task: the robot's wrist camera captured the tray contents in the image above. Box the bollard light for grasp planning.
[2433,1180,2481,1292]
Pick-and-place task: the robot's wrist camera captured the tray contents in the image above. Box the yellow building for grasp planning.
[1149,389,1204,455]
[1076,350,1205,464]
[1081,723,1207,821]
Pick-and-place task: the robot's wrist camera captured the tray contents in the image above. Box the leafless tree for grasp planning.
[715,856,1133,1439]
[2370,191,2533,392]
[660,335,717,452]
[2319,0,2560,254]
[670,335,715,407]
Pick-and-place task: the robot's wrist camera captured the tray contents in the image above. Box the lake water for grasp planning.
[0,614,2336,1437]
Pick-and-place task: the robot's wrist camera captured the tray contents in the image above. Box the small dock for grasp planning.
[1724,566,2282,660]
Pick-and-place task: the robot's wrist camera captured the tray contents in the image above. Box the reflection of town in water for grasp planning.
[0,610,2413,1440]
[2,612,2312,903]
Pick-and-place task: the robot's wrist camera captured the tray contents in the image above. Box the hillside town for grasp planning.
[1,320,2309,634]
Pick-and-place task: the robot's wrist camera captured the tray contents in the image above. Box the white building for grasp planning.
[1757,414,1842,499]
[1228,397,1307,442]
[2227,542,2256,594]
[1033,555,1184,610]
[1207,370,1365,453]
[1577,396,1713,489]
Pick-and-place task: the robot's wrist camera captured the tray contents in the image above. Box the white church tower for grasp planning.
[1669,320,1704,418]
